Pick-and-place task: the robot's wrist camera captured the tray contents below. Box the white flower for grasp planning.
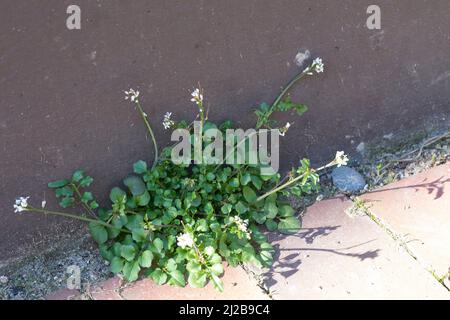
[14,196,29,213]
[124,88,140,103]
[190,88,203,106]
[162,112,175,130]
[231,216,252,239]
[312,57,324,73]
[177,232,194,249]
[335,151,349,167]
[279,122,292,137]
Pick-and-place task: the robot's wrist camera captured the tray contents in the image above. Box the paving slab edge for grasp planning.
[348,196,450,292]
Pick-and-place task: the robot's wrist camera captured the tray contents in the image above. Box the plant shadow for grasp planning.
[261,225,381,289]
[368,176,449,200]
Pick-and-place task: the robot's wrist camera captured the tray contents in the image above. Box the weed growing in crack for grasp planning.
[15,58,350,291]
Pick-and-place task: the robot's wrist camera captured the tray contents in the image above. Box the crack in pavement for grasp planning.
[348,196,450,292]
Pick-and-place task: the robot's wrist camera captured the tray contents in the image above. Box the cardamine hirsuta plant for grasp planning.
[15,58,348,291]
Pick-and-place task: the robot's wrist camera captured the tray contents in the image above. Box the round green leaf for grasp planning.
[228,178,240,188]
[235,201,249,214]
[59,197,75,208]
[210,263,224,276]
[79,176,94,188]
[243,186,257,203]
[120,245,136,262]
[240,173,251,186]
[252,211,267,224]
[135,191,151,206]
[265,219,278,231]
[123,260,140,282]
[48,179,70,188]
[89,222,108,244]
[264,201,278,219]
[152,238,164,254]
[123,176,146,196]
[72,170,84,182]
[166,258,177,272]
[279,205,295,217]
[278,216,301,235]
[132,228,148,242]
[251,175,263,190]
[110,256,124,273]
[99,244,114,261]
[188,272,207,288]
[186,261,202,273]
[133,160,148,174]
[81,191,93,204]
[139,250,153,268]
[110,187,126,203]
[148,268,167,285]
[221,203,232,214]
[169,270,186,287]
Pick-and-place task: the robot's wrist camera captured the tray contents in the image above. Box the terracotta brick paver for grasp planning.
[90,276,123,300]
[45,288,79,300]
[361,164,450,275]
[120,265,268,300]
[256,196,448,299]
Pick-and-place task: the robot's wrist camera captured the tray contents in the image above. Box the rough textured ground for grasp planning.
[0,229,110,300]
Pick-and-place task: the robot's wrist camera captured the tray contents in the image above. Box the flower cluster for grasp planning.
[190,88,203,108]
[124,88,140,103]
[279,122,291,137]
[312,57,324,73]
[334,151,349,167]
[304,57,325,75]
[14,196,29,214]
[162,112,175,130]
[177,232,195,249]
[230,216,252,239]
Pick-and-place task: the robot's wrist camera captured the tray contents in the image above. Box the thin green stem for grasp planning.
[71,183,96,218]
[136,100,159,170]
[256,163,332,202]
[25,207,178,232]
[24,207,130,233]
[257,68,310,129]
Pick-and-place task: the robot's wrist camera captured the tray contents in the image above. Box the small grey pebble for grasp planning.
[331,166,366,193]
[0,275,8,284]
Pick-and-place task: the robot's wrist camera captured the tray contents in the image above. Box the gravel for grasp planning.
[0,231,110,300]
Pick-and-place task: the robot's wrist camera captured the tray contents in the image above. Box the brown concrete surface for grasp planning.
[361,164,450,275]
[1,1,450,260]
[257,196,449,299]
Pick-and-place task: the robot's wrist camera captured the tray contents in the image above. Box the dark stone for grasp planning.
[331,167,366,193]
